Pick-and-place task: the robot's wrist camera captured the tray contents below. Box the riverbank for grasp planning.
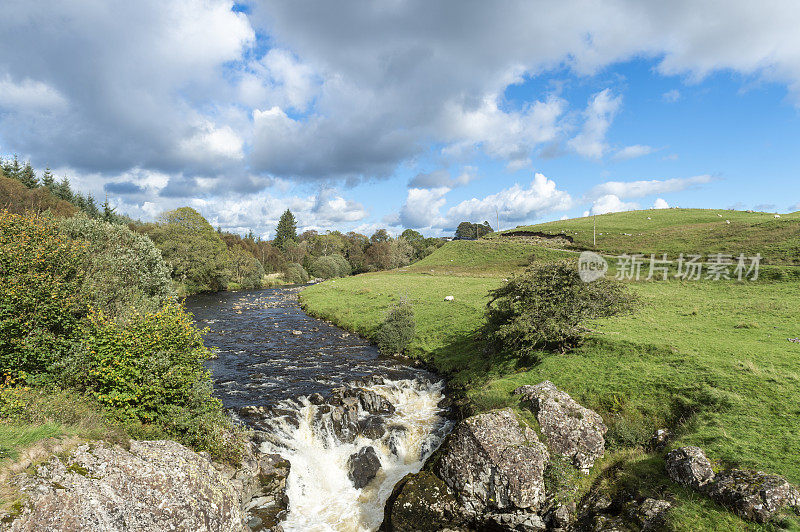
[299,245,800,530]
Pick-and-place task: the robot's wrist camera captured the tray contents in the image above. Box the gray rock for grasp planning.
[665,446,715,490]
[436,408,549,514]
[357,390,395,415]
[330,397,360,442]
[307,392,325,405]
[358,416,387,440]
[487,510,546,531]
[649,429,671,450]
[6,440,246,532]
[381,471,469,531]
[630,498,671,530]
[514,381,607,473]
[706,469,800,523]
[347,446,382,489]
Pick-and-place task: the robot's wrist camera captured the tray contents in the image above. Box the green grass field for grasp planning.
[302,213,800,530]
[490,208,800,265]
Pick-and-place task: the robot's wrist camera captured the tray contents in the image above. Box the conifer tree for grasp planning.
[19,161,38,188]
[41,167,55,189]
[274,209,297,250]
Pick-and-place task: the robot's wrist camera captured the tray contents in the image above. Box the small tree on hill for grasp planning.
[455,221,476,239]
[485,261,636,358]
[375,299,415,355]
[41,167,55,190]
[274,209,297,250]
[19,162,38,188]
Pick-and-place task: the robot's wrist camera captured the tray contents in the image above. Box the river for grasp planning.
[185,286,451,531]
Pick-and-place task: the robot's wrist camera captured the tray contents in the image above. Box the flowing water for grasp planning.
[185,286,452,531]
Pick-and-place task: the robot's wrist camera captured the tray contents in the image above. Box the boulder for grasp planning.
[664,446,715,490]
[6,440,246,532]
[436,408,549,514]
[347,446,382,489]
[381,471,468,531]
[248,454,291,529]
[629,498,671,530]
[358,416,387,440]
[705,469,800,523]
[307,392,325,405]
[357,390,395,415]
[330,397,360,443]
[514,381,607,473]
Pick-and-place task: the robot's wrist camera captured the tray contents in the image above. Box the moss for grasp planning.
[1,500,24,524]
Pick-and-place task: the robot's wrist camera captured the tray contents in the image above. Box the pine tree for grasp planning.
[0,158,11,177]
[85,194,100,218]
[8,155,22,181]
[54,177,73,201]
[102,197,116,222]
[19,161,38,188]
[41,167,55,190]
[274,209,297,250]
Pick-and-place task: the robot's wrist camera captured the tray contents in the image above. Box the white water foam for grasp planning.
[260,378,451,531]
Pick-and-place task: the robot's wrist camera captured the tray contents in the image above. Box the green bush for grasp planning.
[227,245,265,290]
[485,261,636,357]
[309,253,351,279]
[0,211,87,381]
[374,299,416,355]
[58,214,173,318]
[283,262,309,284]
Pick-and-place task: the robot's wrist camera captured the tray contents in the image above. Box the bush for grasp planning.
[0,211,87,381]
[485,261,636,358]
[283,262,309,284]
[374,299,416,355]
[58,214,173,318]
[309,253,351,279]
[227,245,265,290]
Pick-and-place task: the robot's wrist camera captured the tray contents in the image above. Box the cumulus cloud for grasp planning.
[653,198,669,209]
[445,173,572,227]
[408,167,478,189]
[614,144,656,160]
[568,89,622,159]
[591,194,639,215]
[398,187,450,228]
[0,76,67,110]
[586,174,713,200]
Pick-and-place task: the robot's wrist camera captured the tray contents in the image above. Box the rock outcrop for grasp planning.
[436,408,549,515]
[665,446,715,490]
[514,381,607,473]
[666,445,800,524]
[381,471,468,531]
[5,440,246,532]
[3,440,290,532]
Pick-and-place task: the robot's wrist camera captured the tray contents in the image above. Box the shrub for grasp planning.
[374,299,416,355]
[58,214,173,318]
[485,261,636,358]
[309,253,351,279]
[283,262,309,284]
[227,245,265,290]
[0,211,87,381]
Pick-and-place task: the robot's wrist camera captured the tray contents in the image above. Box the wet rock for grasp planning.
[665,446,715,490]
[385,425,409,456]
[239,405,270,420]
[436,408,549,514]
[381,471,468,531]
[6,440,245,532]
[358,389,395,415]
[347,446,382,489]
[705,469,800,523]
[358,416,387,440]
[629,498,671,530]
[307,392,325,405]
[514,381,607,473]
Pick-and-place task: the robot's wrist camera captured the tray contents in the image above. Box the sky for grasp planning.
[1,1,799,238]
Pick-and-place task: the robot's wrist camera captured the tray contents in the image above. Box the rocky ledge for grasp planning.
[1,439,290,532]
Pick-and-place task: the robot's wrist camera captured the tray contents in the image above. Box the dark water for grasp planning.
[184,285,425,410]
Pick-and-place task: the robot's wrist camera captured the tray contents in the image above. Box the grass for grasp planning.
[490,208,800,265]
[301,234,800,531]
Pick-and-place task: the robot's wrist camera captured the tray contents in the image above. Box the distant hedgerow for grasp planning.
[485,261,636,358]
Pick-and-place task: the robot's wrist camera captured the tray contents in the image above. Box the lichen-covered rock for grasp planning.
[381,471,468,531]
[664,446,715,490]
[247,453,291,530]
[629,498,671,530]
[514,381,606,473]
[705,469,800,523]
[347,446,382,489]
[486,510,546,531]
[5,440,246,532]
[435,408,549,514]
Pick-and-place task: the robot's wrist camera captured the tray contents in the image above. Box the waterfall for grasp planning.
[258,377,452,531]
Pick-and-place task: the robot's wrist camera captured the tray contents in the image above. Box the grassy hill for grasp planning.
[490,208,800,264]
[301,211,800,531]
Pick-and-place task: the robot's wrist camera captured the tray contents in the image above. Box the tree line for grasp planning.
[0,158,446,294]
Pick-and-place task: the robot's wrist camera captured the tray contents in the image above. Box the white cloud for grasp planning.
[662,89,681,103]
[177,123,244,166]
[445,173,572,226]
[408,166,479,189]
[238,49,318,112]
[586,174,713,200]
[653,198,669,209]
[398,187,450,229]
[614,144,656,160]
[568,89,622,159]
[0,76,67,110]
[591,194,639,215]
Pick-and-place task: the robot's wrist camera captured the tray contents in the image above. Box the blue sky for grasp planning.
[1,1,799,237]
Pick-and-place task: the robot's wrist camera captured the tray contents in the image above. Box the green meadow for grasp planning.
[301,210,800,531]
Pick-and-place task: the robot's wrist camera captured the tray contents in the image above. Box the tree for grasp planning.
[274,209,297,250]
[54,177,74,201]
[485,261,636,358]
[19,162,38,188]
[41,167,55,190]
[476,221,494,238]
[455,221,476,240]
[370,228,390,243]
[102,197,116,222]
[3,155,22,182]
